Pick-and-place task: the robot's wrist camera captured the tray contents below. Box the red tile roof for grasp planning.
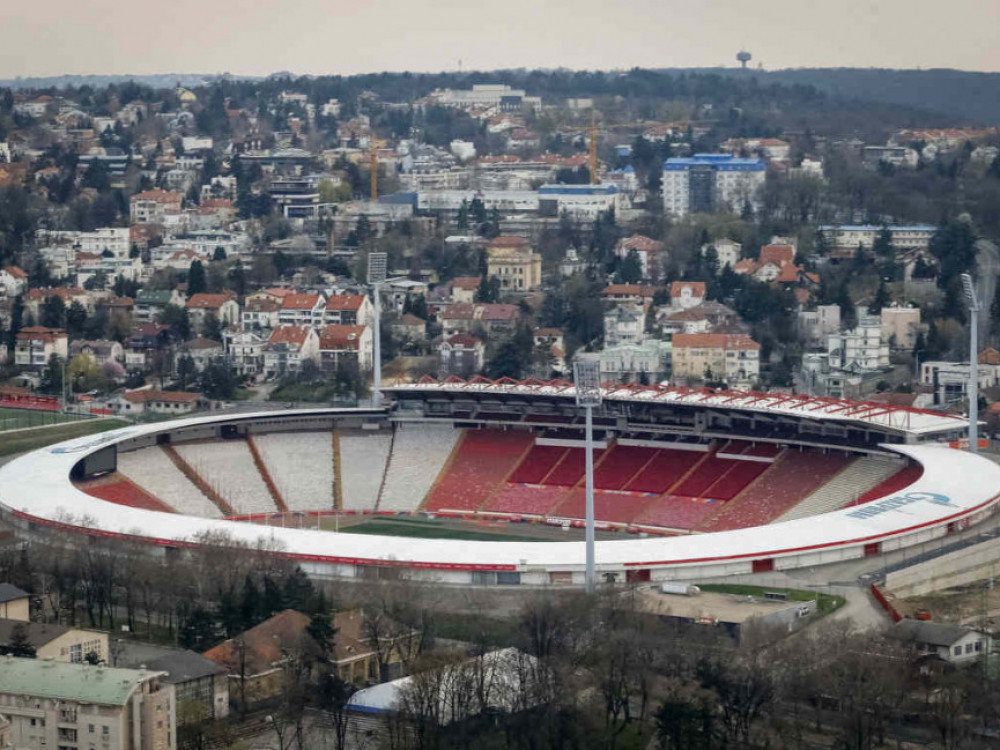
[451,276,481,292]
[324,294,365,312]
[281,294,323,310]
[186,293,233,310]
[3,266,27,279]
[268,326,311,347]
[670,281,706,298]
[672,333,760,351]
[319,325,366,351]
[760,245,795,265]
[446,334,481,348]
[603,284,656,297]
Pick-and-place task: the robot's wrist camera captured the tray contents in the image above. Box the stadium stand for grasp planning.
[775,456,904,522]
[422,429,533,511]
[254,432,336,512]
[624,449,704,494]
[853,462,925,505]
[379,424,461,512]
[546,448,606,487]
[552,488,652,525]
[593,445,656,490]
[483,484,570,515]
[80,475,176,513]
[117,447,223,518]
[672,455,738,498]
[508,445,567,484]
[699,450,852,531]
[635,496,723,530]
[702,461,770,501]
[338,431,393,511]
[175,441,277,515]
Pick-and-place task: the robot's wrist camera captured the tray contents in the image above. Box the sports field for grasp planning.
[0,407,92,432]
[0,418,129,458]
[322,514,626,543]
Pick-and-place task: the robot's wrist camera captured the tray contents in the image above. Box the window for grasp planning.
[966,643,974,654]
[954,646,962,656]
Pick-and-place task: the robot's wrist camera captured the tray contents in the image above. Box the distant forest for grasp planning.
[3,66,998,129]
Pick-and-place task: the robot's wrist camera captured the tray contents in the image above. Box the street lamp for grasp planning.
[367,252,387,409]
[574,358,602,593]
[962,273,980,453]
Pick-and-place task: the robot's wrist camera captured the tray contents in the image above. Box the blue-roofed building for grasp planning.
[662,154,766,216]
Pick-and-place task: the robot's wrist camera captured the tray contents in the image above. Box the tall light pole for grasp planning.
[574,358,602,593]
[367,252,387,409]
[962,273,980,453]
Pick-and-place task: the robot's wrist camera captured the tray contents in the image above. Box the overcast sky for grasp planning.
[3,0,999,78]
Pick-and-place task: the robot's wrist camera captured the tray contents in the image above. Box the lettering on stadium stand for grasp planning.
[846,491,956,520]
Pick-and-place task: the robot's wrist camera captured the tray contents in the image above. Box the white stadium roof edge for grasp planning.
[0,407,996,586]
[386,377,967,437]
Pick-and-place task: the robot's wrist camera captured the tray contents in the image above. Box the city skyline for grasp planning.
[2,0,999,79]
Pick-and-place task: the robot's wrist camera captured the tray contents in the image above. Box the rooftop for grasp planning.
[0,656,164,706]
[0,584,28,604]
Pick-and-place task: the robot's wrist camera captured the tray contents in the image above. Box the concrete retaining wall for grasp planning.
[885,539,1000,597]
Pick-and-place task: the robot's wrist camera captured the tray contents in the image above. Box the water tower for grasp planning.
[737,50,752,70]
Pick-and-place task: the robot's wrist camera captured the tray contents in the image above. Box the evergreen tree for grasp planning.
[179,608,218,652]
[240,575,259,630]
[41,295,66,329]
[188,260,207,296]
[6,623,36,657]
[870,280,890,315]
[65,301,87,338]
[837,284,857,330]
[619,249,643,283]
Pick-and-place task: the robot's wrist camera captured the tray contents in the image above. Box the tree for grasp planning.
[212,246,226,262]
[199,362,237,400]
[41,354,64,395]
[179,607,218,652]
[4,623,36,657]
[475,276,501,303]
[202,313,223,341]
[41,295,66,329]
[68,354,104,393]
[65,301,87,338]
[188,260,207,295]
[870,279,890,315]
[176,354,197,391]
[619,249,643,283]
[158,304,191,340]
[837,284,858,331]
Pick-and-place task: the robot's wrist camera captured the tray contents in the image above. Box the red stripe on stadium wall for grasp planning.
[622,492,1000,567]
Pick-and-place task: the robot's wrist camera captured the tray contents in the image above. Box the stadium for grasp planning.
[0,376,998,587]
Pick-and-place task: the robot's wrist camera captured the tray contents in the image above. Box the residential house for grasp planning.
[203,610,321,709]
[827,316,890,372]
[486,236,542,291]
[324,294,372,327]
[576,340,669,383]
[318,324,372,373]
[439,334,485,377]
[439,303,519,338]
[670,281,705,310]
[115,643,229,722]
[533,328,566,374]
[185,293,240,333]
[0,618,108,663]
[614,235,666,281]
[69,340,124,366]
[241,298,281,331]
[278,294,326,327]
[881,305,921,350]
[14,327,68,370]
[602,284,656,309]
[920,360,999,407]
[134,289,185,324]
[0,585,29,621]
[114,390,206,416]
[130,189,183,224]
[701,239,741,272]
[264,326,320,378]
[671,333,760,386]
[125,323,176,372]
[450,277,480,304]
[391,314,426,343]
[888,619,991,664]
[798,305,842,349]
[0,658,175,750]
[178,336,224,372]
[223,329,267,377]
[604,305,645,347]
[0,266,27,297]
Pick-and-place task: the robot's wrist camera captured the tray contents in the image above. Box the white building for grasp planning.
[920,361,999,407]
[881,305,922,350]
[604,305,645,348]
[818,225,936,253]
[41,228,132,259]
[827,316,890,372]
[701,238,742,272]
[576,341,669,383]
[662,154,766,216]
[798,305,842,349]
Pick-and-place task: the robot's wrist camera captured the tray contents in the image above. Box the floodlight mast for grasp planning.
[574,359,602,593]
[962,273,981,453]
[368,252,388,409]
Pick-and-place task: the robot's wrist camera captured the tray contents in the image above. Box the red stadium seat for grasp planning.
[83,479,176,513]
[422,429,534,511]
[624,449,703,494]
[508,445,567,484]
[853,463,924,505]
[593,446,656,490]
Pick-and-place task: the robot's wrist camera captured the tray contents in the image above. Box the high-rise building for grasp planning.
[661,154,765,216]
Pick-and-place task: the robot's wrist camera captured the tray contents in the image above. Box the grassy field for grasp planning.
[0,407,94,432]
[698,583,846,615]
[330,515,554,543]
[0,418,130,458]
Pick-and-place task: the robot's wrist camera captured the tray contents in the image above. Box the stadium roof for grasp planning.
[388,377,966,436]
